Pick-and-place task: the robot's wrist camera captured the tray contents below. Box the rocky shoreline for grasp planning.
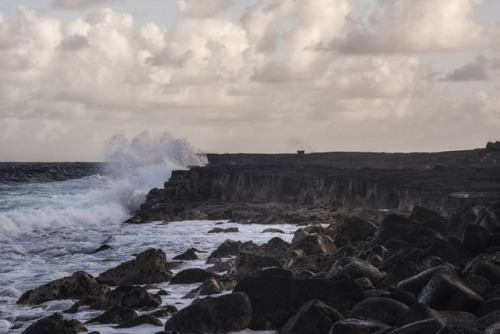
[14,145,500,333]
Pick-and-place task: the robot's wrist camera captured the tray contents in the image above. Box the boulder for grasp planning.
[409,206,445,225]
[170,268,220,284]
[150,305,178,318]
[328,256,384,285]
[230,252,282,279]
[17,271,100,305]
[97,249,173,286]
[115,314,163,329]
[349,297,409,326]
[86,305,137,324]
[371,214,419,246]
[329,318,392,334]
[21,313,87,334]
[389,318,444,334]
[198,278,222,296]
[447,310,500,331]
[262,228,285,234]
[208,227,239,233]
[233,277,364,329]
[336,217,377,246]
[397,303,474,327]
[279,299,344,334]
[462,224,490,255]
[91,286,161,310]
[417,238,469,265]
[263,237,291,258]
[208,239,243,259]
[418,267,484,312]
[291,232,336,256]
[164,292,252,333]
[173,248,200,260]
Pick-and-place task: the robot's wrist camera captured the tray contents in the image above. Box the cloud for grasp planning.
[443,55,490,82]
[328,0,485,54]
[177,0,234,18]
[52,0,111,11]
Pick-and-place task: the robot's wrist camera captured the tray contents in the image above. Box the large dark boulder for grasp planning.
[17,271,100,305]
[230,252,282,279]
[21,313,87,334]
[115,314,163,328]
[86,305,137,324]
[336,217,377,246]
[329,318,392,334]
[463,259,500,286]
[279,299,343,334]
[170,268,220,284]
[91,285,161,310]
[462,224,490,255]
[371,214,419,246]
[173,248,200,260]
[233,277,364,329]
[97,249,173,286]
[164,292,252,333]
[396,303,474,327]
[263,237,291,258]
[349,297,409,326]
[389,318,444,334]
[328,256,384,285]
[208,239,243,259]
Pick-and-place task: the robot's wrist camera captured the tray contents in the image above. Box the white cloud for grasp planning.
[178,0,234,18]
[52,0,111,11]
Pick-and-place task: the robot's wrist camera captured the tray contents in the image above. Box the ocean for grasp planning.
[0,158,296,333]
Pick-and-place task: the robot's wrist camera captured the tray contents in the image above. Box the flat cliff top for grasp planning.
[206,149,500,169]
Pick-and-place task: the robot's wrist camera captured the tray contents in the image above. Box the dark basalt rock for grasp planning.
[17,271,100,305]
[416,238,469,265]
[86,305,137,324]
[279,299,344,334]
[97,248,173,286]
[349,297,410,326]
[461,224,491,255]
[115,314,163,328]
[291,230,336,256]
[164,292,252,333]
[173,248,200,260]
[336,217,377,246]
[208,239,243,259]
[233,277,364,329]
[262,228,285,234]
[170,268,220,284]
[208,227,239,233]
[21,313,87,334]
[371,214,419,246]
[329,318,392,334]
[389,318,444,334]
[150,305,178,317]
[230,252,282,279]
[264,237,291,258]
[409,206,445,225]
[328,256,385,285]
[91,286,161,310]
[198,278,222,296]
[447,310,500,331]
[396,303,474,327]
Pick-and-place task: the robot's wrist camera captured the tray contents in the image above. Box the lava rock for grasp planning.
[230,252,282,279]
[262,228,285,234]
[170,268,220,284]
[164,292,252,333]
[336,217,377,246]
[97,249,173,286]
[150,305,178,317]
[198,278,222,296]
[208,239,243,259]
[86,305,137,324]
[349,297,409,326]
[279,299,344,334]
[17,271,100,305]
[21,313,87,334]
[173,248,199,260]
[115,314,163,328]
[263,237,291,258]
[208,227,239,233]
[371,214,419,246]
[329,318,392,334]
[389,318,444,334]
[462,224,490,255]
[233,276,364,329]
[291,231,336,255]
[463,259,500,286]
[328,256,384,285]
[91,286,161,310]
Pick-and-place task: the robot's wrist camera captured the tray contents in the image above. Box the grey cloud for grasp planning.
[145,50,193,67]
[443,55,491,82]
[52,0,110,11]
[61,35,90,50]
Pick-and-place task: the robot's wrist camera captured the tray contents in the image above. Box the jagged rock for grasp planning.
[208,239,243,259]
[208,227,239,233]
[328,256,384,285]
[398,265,452,295]
[396,303,474,327]
[476,210,500,232]
[97,249,173,286]
[198,278,222,295]
[329,318,392,334]
[91,286,161,310]
[279,299,344,334]
[371,214,419,246]
[115,314,163,328]
[447,310,500,331]
[233,277,364,329]
[389,318,444,334]
[418,267,484,312]
[150,305,178,317]
[336,217,377,246]
[207,258,234,273]
[86,306,137,324]
[230,252,282,279]
[17,271,100,305]
[409,206,445,225]
[264,237,291,258]
[349,297,409,326]
[21,313,87,334]
[291,230,336,255]
[173,248,199,260]
[462,224,491,255]
[170,268,220,284]
[164,292,252,333]
[416,238,470,265]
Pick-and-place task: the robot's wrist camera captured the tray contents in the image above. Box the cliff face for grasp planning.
[128,162,500,224]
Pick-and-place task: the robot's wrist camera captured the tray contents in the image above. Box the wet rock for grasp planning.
[462,224,491,255]
[336,217,377,246]
[396,303,474,327]
[409,206,445,225]
[97,249,173,286]
[208,227,239,233]
[91,244,112,254]
[329,318,392,334]
[262,228,285,234]
[164,292,252,333]
[417,238,469,265]
[389,318,444,334]
[115,314,163,328]
[418,267,484,312]
[208,239,242,259]
[328,256,384,285]
[206,258,234,273]
[17,271,100,305]
[170,268,220,284]
[291,231,336,256]
[349,297,409,326]
[437,325,483,333]
[86,305,137,324]
[381,256,418,287]
[398,266,451,295]
[198,278,222,295]
[21,313,87,334]
[150,305,178,317]
[230,252,282,279]
[463,259,500,286]
[447,310,500,331]
[279,299,344,334]
[253,267,294,279]
[173,248,199,260]
[233,277,364,329]
[476,210,500,232]
[463,274,492,295]
[91,285,161,310]
[371,214,419,246]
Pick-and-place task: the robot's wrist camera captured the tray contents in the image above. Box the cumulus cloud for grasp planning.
[443,55,500,82]
[52,0,111,11]
[328,0,485,54]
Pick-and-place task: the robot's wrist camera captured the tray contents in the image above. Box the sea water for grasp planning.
[0,134,296,333]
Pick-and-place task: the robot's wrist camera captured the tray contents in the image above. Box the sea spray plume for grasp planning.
[103,132,207,212]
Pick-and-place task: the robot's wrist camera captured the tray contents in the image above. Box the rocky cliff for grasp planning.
[126,149,500,224]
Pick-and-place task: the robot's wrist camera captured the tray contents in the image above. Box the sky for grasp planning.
[0,0,499,161]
